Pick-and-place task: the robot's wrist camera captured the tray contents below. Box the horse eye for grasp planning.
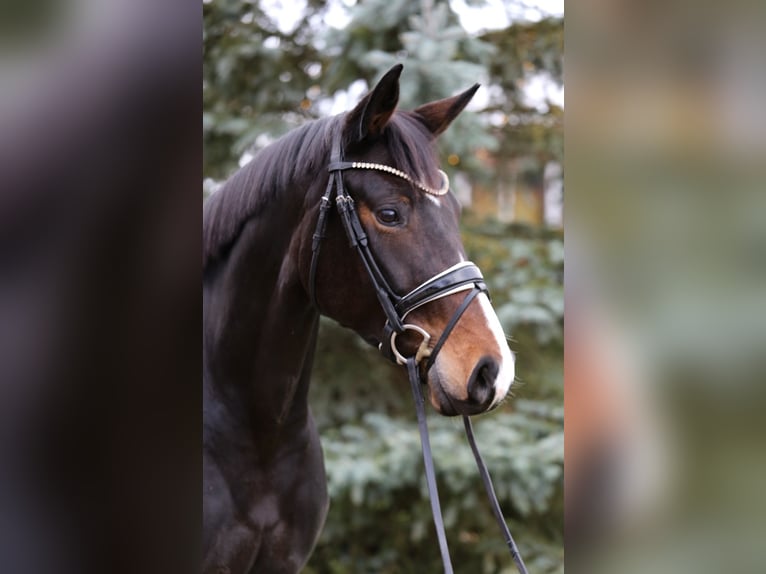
[376,208,400,225]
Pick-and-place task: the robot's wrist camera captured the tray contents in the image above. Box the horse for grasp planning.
[202,64,515,574]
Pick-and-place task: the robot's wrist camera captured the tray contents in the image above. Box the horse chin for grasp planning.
[424,369,487,417]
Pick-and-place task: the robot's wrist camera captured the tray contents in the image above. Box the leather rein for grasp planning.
[309,134,528,574]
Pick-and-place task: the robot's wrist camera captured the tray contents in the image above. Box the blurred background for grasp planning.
[565,1,766,573]
[203,1,563,572]
[0,2,200,573]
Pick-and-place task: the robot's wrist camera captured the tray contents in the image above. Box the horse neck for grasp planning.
[203,178,319,433]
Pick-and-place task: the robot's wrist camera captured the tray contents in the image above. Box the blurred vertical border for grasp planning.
[566,0,766,572]
[0,1,202,573]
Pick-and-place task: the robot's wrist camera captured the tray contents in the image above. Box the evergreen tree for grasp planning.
[322,0,499,175]
[203,0,329,181]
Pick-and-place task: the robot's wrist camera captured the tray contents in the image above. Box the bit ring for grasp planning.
[390,324,432,366]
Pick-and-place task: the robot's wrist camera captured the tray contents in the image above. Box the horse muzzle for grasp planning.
[425,351,513,416]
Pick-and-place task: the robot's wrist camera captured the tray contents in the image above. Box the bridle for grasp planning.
[309,135,489,365]
[309,132,529,574]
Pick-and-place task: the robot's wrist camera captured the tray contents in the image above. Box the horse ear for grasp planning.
[414,84,480,137]
[345,64,403,143]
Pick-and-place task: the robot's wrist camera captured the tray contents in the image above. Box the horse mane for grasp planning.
[203,110,439,270]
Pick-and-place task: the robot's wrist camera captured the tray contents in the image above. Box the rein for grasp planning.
[309,135,529,574]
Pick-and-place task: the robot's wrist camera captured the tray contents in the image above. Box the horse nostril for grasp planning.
[467,357,498,408]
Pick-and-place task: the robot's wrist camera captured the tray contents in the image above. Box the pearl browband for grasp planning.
[347,162,450,196]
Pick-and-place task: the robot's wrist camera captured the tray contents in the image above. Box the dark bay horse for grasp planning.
[203,65,515,573]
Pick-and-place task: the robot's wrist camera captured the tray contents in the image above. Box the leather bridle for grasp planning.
[308,132,528,574]
[309,135,488,366]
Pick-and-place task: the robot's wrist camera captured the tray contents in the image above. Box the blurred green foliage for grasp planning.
[203,1,562,571]
[203,0,562,186]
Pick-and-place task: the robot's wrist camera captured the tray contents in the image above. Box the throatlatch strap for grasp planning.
[309,176,335,309]
[407,357,454,574]
[464,416,529,574]
[309,134,344,310]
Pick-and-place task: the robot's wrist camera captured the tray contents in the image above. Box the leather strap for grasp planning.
[424,286,483,374]
[409,284,528,574]
[309,134,344,309]
[311,135,404,332]
[309,181,335,309]
[464,416,529,574]
[407,357,454,574]
[406,351,529,574]
[380,266,485,364]
[396,263,485,317]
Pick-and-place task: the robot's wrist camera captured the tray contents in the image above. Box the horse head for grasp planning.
[300,64,514,416]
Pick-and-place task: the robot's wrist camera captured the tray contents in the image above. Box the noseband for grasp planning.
[309,133,528,574]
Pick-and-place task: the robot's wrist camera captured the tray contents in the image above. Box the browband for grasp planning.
[328,161,450,196]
